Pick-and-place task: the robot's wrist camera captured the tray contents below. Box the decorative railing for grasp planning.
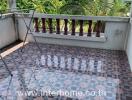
[0,12,130,50]
[16,13,129,50]
[33,14,106,38]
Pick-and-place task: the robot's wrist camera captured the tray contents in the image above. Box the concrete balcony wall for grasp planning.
[126,21,132,71]
[0,14,18,49]
[17,13,129,50]
[0,13,131,70]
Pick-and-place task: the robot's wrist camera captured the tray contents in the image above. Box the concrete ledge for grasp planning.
[0,13,13,20]
[32,32,107,42]
[16,13,130,22]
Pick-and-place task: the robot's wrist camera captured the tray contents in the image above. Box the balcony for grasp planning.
[0,12,132,100]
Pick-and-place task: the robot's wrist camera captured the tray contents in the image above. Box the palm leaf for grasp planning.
[60,3,85,15]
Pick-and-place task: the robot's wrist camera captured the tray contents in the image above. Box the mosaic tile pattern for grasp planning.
[0,43,132,100]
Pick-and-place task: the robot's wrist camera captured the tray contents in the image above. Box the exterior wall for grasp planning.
[126,22,132,71]
[0,14,18,49]
[17,14,129,50]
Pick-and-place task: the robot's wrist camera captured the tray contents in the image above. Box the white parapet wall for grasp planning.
[17,13,129,50]
[0,13,18,49]
[126,19,132,71]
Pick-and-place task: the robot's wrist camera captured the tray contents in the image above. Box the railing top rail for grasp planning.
[15,13,130,22]
[0,13,14,19]
[0,12,129,22]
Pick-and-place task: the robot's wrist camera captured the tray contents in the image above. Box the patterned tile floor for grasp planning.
[0,43,132,100]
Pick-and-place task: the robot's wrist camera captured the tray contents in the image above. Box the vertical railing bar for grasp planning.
[48,18,53,33]
[96,20,101,37]
[34,18,39,32]
[64,19,68,35]
[56,19,60,34]
[79,20,83,36]
[71,19,76,35]
[88,20,92,36]
[42,18,46,33]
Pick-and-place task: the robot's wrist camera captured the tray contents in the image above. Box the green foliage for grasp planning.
[16,0,34,12]
[0,0,131,16]
[0,0,8,13]
[59,0,85,15]
[44,0,129,16]
[108,0,127,16]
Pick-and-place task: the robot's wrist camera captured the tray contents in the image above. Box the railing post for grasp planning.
[56,19,60,34]
[79,20,83,36]
[34,18,39,32]
[88,20,92,36]
[72,19,76,35]
[96,21,101,37]
[48,18,53,33]
[64,19,68,35]
[42,18,46,33]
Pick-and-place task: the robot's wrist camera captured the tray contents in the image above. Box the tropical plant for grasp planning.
[0,0,130,16]
[0,0,8,13]
[108,0,130,16]
[16,0,63,13]
[16,0,34,12]
[59,0,86,15]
